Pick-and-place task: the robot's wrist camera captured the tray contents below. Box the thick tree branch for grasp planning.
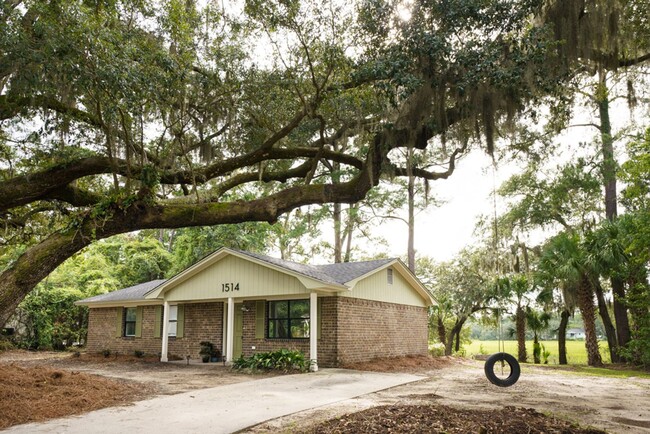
[0,137,384,326]
[392,142,468,180]
[0,157,120,212]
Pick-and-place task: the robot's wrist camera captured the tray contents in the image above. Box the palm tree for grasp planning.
[497,275,530,363]
[526,308,552,364]
[584,220,631,363]
[536,281,577,365]
[538,232,603,366]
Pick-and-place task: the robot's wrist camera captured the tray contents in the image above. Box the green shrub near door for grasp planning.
[232,349,308,372]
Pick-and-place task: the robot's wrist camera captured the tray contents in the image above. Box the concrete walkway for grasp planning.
[5,369,423,434]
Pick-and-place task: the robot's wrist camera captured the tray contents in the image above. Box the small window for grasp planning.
[124,307,137,337]
[267,300,310,339]
[168,305,178,337]
[387,268,393,284]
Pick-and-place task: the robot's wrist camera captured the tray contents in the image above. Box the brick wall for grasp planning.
[86,302,224,360]
[334,297,428,365]
[239,298,339,368]
[86,297,427,366]
[236,296,427,368]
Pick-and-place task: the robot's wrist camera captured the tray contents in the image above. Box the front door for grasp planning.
[234,303,244,359]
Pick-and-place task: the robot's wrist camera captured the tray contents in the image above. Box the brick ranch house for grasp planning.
[77,247,433,370]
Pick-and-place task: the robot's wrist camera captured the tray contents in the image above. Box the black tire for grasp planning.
[484,352,520,387]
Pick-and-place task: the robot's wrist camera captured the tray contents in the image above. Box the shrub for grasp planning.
[232,349,308,373]
[101,349,111,358]
[429,345,445,357]
[0,338,14,352]
[199,341,214,356]
[541,344,551,364]
[134,350,145,358]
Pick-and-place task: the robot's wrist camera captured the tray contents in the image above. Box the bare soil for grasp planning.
[248,357,650,434]
[0,350,276,429]
[2,351,649,433]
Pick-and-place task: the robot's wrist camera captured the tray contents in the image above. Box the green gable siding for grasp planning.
[165,255,310,302]
[342,268,427,307]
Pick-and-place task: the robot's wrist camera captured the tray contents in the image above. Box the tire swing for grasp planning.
[484,352,520,387]
[484,308,521,387]
[484,164,520,388]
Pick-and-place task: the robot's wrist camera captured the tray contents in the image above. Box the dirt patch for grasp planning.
[306,404,606,433]
[0,350,276,395]
[0,349,277,430]
[340,354,456,373]
[247,358,650,434]
[3,351,650,433]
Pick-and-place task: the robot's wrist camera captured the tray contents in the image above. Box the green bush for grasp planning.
[134,350,145,358]
[0,338,14,352]
[232,349,309,373]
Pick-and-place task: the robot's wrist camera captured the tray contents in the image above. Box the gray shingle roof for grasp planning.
[313,259,395,284]
[78,249,396,304]
[234,250,394,285]
[78,279,166,304]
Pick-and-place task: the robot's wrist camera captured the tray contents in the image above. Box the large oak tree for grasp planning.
[0,0,643,327]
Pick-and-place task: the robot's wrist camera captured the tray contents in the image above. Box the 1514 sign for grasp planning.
[221,283,240,292]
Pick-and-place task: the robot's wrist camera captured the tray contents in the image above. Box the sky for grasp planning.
[378,89,640,263]
[381,151,516,262]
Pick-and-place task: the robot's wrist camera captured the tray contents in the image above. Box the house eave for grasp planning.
[75,299,163,308]
[145,247,347,299]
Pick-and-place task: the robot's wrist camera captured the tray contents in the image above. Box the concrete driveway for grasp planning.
[5,369,424,434]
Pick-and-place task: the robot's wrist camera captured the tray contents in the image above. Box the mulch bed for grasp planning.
[0,363,151,429]
[340,355,457,372]
[306,404,607,433]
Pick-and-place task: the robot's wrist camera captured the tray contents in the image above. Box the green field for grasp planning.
[462,340,611,365]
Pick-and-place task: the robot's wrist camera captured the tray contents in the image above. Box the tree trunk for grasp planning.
[407,146,415,272]
[444,328,455,356]
[593,280,619,362]
[343,204,356,263]
[333,202,342,263]
[558,309,570,365]
[597,71,631,353]
[437,316,446,349]
[516,305,527,362]
[445,318,466,356]
[533,334,541,364]
[577,276,603,366]
[0,230,90,330]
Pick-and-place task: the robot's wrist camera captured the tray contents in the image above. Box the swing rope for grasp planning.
[484,158,521,386]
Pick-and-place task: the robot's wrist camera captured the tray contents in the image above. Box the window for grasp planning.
[387,268,393,284]
[124,307,137,337]
[267,300,310,339]
[168,305,178,337]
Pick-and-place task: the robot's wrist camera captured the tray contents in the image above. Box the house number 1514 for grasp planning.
[222,283,240,292]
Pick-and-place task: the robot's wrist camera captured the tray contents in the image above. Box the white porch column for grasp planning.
[160,300,170,362]
[226,297,234,363]
[222,302,228,358]
[309,292,318,372]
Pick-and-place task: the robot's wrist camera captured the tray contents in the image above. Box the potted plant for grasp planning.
[199,341,214,363]
[210,348,222,363]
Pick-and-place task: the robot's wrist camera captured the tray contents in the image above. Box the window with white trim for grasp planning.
[168,305,178,337]
[387,268,393,284]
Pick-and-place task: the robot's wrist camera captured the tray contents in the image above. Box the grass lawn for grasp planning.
[462,340,611,365]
